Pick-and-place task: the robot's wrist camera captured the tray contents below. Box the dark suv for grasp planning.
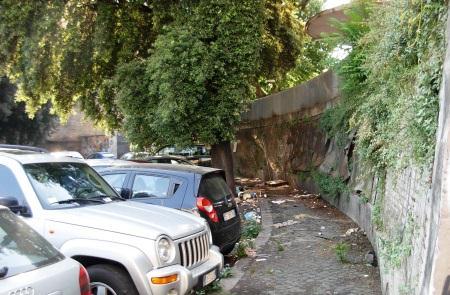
[96,163,241,254]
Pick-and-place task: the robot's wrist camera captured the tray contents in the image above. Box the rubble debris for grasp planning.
[271,200,286,205]
[273,220,298,228]
[345,228,359,236]
[365,250,378,267]
[245,248,257,257]
[265,180,289,187]
[244,211,257,221]
[292,194,319,199]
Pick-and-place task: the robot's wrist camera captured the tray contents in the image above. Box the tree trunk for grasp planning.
[211,140,236,196]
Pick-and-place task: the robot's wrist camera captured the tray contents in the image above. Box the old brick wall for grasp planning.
[43,109,112,156]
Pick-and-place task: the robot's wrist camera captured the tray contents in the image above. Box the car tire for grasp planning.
[88,264,138,295]
[221,243,236,255]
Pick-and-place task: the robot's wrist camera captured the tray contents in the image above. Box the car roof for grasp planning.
[0,149,85,164]
[100,162,221,175]
[86,159,132,166]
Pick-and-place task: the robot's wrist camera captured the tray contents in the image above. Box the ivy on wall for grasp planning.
[321,0,447,173]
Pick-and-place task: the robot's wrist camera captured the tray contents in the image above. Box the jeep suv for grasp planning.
[0,147,223,295]
[96,163,241,254]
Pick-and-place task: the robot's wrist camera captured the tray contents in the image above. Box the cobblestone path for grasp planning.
[230,195,382,295]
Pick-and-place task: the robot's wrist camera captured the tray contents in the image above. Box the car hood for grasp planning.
[46,201,205,240]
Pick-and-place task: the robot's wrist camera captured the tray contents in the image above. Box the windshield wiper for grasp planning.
[50,198,107,205]
[0,266,8,278]
[95,194,126,201]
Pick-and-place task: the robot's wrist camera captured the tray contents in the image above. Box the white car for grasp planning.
[0,206,89,295]
[0,146,223,295]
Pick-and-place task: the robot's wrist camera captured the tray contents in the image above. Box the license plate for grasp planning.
[223,209,236,221]
[203,269,217,286]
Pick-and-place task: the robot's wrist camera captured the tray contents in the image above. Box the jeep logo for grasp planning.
[9,287,34,295]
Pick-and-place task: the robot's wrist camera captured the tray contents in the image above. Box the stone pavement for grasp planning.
[226,195,381,295]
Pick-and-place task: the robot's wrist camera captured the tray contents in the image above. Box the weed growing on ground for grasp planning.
[272,239,284,252]
[335,242,350,263]
[242,220,261,239]
[195,266,233,294]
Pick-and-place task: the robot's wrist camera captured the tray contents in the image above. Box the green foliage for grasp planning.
[195,266,232,294]
[371,174,386,230]
[0,77,55,145]
[0,0,156,127]
[372,200,383,230]
[334,242,350,263]
[116,0,264,148]
[379,215,415,269]
[0,0,317,150]
[235,240,254,259]
[273,239,285,252]
[321,0,447,173]
[312,170,348,199]
[260,0,331,94]
[242,220,262,239]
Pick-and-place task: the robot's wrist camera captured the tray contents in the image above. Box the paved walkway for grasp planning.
[227,195,381,295]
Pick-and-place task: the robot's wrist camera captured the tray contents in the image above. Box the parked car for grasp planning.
[122,153,194,165]
[157,145,211,167]
[97,163,241,254]
[0,146,223,295]
[51,150,84,159]
[85,158,132,170]
[86,152,116,159]
[120,151,152,160]
[0,206,89,295]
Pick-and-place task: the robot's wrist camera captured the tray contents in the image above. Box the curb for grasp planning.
[221,198,273,292]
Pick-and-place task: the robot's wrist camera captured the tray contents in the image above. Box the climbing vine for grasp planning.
[321,0,447,173]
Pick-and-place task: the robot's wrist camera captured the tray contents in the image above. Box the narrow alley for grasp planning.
[223,182,381,295]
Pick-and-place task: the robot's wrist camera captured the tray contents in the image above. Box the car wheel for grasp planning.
[88,264,138,295]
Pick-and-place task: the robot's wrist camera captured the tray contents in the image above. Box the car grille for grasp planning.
[178,233,209,268]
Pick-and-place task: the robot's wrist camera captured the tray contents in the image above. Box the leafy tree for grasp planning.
[0,77,55,145]
[0,0,156,128]
[0,0,318,190]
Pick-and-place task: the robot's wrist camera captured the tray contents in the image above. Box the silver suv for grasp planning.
[0,206,89,295]
[0,147,223,295]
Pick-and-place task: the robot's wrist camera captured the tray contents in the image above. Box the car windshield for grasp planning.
[0,209,63,279]
[23,162,121,209]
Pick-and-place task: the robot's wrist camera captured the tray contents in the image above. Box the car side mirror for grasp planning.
[0,196,32,217]
[120,188,132,199]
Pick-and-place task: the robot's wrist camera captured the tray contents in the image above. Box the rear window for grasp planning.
[0,209,63,279]
[198,173,231,201]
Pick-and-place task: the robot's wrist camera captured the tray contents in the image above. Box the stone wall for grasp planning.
[235,70,339,190]
[235,19,450,292]
[43,110,113,157]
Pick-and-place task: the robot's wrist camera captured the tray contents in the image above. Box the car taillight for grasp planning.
[79,265,92,295]
[196,196,219,222]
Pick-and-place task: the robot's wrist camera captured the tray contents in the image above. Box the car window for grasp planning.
[23,162,121,209]
[198,173,231,202]
[0,209,63,279]
[132,174,170,198]
[0,165,26,205]
[102,173,127,191]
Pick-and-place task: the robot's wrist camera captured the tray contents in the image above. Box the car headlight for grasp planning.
[156,236,175,264]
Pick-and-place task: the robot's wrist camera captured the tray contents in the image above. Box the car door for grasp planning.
[128,172,186,209]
